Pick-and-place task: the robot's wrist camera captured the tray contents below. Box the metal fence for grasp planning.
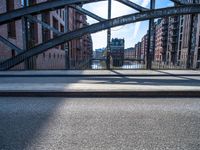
[1,57,200,70]
[91,59,146,70]
[1,54,200,70]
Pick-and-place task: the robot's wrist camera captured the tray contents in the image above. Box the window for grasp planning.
[20,0,25,6]
[42,12,50,42]
[198,49,200,60]
[53,17,59,49]
[29,22,38,46]
[178,52,181,60]
[180,34,182,40]
[60,10,62,18]
[63,11,65,20]
[7,21,16,38]
[181,19,183,25]
[180,27,183,33]
[199,36,200,47]
[179,41,182,50]
[6,0,14,11]
[53,17,58,38]
[29,0,36,6]
[6,0,16,38]
[11,49,15,57]
[60,24,65,50]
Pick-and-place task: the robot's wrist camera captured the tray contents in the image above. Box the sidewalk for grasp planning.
[0,70,199,97]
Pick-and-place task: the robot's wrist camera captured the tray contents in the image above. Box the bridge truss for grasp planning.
[0,0,199,70]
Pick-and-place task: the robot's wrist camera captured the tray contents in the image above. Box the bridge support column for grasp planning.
[187,0,195,69]
[146,0,155,70]
[22,0,30,70]
[106,0,111,70]
[64,6,70,69]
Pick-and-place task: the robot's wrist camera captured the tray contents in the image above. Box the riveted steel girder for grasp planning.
[0,0,103,25]
[115,0,149,11]
[0,36,23,54]
[0,4,200,70]
[26,15,62,35]
[170,0,190,5]
[71,5,106,22]
[0,0,150,25]
[146,0,155,70]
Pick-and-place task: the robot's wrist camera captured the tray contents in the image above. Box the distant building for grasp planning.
[135,42,142,60]
[68,8,93,69]
[124,47,136,59]
[154,18,168,62]
[93,48,105,59]
[110,38,125,67]
[193,14,200,69]
[166,16,180,65]
[177,0,200,68]
[141,33,148,62]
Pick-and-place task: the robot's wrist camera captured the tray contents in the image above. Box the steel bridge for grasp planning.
[0,0,200,70]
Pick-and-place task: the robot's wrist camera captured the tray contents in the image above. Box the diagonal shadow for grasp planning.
[0,70,200,149]
[0,71,84,150]
[154,70,200,81]
[0,98,65,149]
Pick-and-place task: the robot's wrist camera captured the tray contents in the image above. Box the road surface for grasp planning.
[0,97,200,150]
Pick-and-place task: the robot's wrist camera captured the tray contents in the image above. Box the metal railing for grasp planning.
[1,53,200,70]
[91,58,146,70]
[152,60,200,70]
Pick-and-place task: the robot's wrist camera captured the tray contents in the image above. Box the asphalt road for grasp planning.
[0,97,200,150]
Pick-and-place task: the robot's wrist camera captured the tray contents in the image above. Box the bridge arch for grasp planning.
[0,3,199,70]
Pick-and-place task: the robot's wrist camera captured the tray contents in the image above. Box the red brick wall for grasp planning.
[0,0,24,69]
[0,0,92,70]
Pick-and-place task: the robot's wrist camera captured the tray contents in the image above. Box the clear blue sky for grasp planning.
[83,0,174,50]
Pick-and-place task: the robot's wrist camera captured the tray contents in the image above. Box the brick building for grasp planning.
[93,48,105,59]
[135,42,142,60]
[124,47,136,59]
[141,33,148,62]
[0,0,93,70]
[177,0,200,68]
[166,16,180,65]
[0,0,24,69]
[68,7,93,69]
[110,38,125,67]
[131,1,200,69]
[154,18,168,62]
[193,14,200,68]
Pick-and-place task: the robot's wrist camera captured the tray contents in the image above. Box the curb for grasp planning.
[0,91,200,97]
[0,74,199,77]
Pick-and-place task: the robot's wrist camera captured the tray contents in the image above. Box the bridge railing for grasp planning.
[1,54,200,70]
[0,1,200,71]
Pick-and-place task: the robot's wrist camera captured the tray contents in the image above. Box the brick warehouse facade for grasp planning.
[0,0,93,70]
[68,7,93,69]
[177,0,200,68]
[0,0,24,69]
[154,18,168,62]
[141,33,148,63]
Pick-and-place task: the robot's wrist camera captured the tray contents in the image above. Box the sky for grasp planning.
[83,0,174,50]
